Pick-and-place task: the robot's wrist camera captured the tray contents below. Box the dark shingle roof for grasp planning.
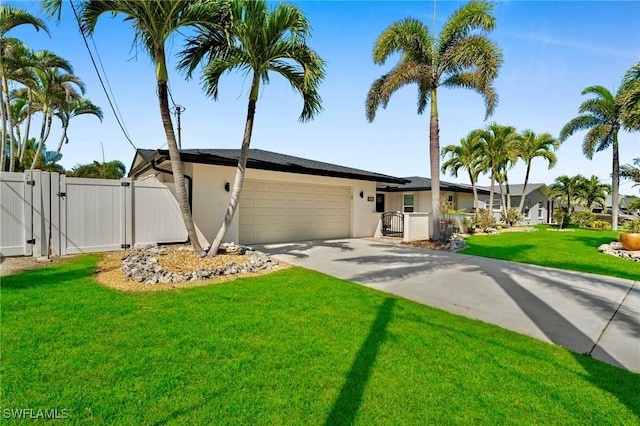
[378,176,490,194]
[130,148,407,184]
[477,183,548,196]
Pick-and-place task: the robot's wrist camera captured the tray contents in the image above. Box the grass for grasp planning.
[1,256,639,425]
[460,225,640,281]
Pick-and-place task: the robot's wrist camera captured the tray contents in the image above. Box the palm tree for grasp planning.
[0,5,49,170]
[515,130,559,213]
[620,158,640,187]
[54,98,103,156]
[559,85,625,230]
[19,138,64,173]
[81,0,234,256]
[549,174,583,216]
[179,0,325,256]
[618,62,640,131]
[441,131,485,209]
[576,175,611,211]
[476,123,518,213]
[365,1,502,240]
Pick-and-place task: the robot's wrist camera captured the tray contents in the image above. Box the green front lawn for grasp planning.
[461,225,640,281]
[1,256,638,424]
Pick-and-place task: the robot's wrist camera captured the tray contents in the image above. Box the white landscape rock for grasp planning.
[597,241,640,262]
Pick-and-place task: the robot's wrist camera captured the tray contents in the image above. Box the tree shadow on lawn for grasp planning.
[481,265,640,418]
[324,298,395,426]
[0,260,96,290]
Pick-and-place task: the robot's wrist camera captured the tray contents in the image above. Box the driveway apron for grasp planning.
[256,238,639,372]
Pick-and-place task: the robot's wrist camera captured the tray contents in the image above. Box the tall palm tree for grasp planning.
[365,1,502,240]
[559,85,624,230]
[54,97,103,156]
[476,123,517,213]
[81,0,234,256]
[440,131,485,209]
[515,130,559,213]
[618,62,640,131]
[179,0,325,256]
[576,175,611,211]
[0,4,49,170]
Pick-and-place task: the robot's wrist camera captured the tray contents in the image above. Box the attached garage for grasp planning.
[239,180,351,244]
[128,148,407,245]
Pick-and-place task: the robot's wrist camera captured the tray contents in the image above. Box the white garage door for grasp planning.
[239,180,351,244]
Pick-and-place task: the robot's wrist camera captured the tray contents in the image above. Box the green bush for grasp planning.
[553,209,570,228]
[591,220,611,229]
[570,210,596,228]
[474,209,496,232]
[623,217,640,233]
[501,208,524,227]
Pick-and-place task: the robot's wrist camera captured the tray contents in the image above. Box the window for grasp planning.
[375,194,385,213]
[538,201,544,219]
[446,194,454,203]
[524,199,530,218]
[403,194,414,213]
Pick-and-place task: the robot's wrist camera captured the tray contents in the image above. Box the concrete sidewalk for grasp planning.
[256,238,639,372]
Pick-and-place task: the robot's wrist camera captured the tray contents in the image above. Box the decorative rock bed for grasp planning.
[121,243,279,284]
[597,241,640,262]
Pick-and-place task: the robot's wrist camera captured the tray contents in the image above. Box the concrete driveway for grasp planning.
[256,238,639,372]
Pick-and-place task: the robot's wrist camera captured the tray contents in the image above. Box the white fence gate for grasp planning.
[0,171,188,257]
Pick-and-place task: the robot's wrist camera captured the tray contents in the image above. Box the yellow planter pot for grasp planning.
[620,232,640,251]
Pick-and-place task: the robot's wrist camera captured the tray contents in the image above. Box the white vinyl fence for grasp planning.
[0,171,188,257]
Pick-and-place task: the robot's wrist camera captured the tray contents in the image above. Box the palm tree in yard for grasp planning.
[179,0,325,256]
[80,0,234,256]
[53,97,103,156]
[366,0,502,240]
[514,129,559,213]
[549,174,583,213]
[559,85,625,230]
[0,4,49,170]
[441,131,485,209]
[476,123,517,213]
[576,175,610,212]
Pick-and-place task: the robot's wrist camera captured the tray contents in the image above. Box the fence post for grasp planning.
[59,174,67,255]
[22,171,34,256]
[121,178,133,249]
[50,172,61,256]
[39,171,51,258]
[31,170,43,258]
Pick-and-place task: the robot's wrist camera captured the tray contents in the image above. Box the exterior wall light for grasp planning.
[225,182,230,192]
[359,191,364,198]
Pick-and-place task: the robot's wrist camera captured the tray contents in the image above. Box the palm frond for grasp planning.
[581,124,612,159]
[372,18,434,66]
[437,0,495,56]
[558,115,600,142]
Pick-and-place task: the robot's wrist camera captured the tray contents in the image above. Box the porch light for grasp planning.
[359,191,364,198]
[224,182,230,192]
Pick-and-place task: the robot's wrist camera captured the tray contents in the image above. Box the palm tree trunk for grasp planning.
[19,89,33,164]
[611,135,619,231]
[468,170,478,210]
[430,89,442,240]
[488,173,495,212]
[208,95,257,256]
[30,108,51,171]
[498,179,507,217]
[55,124,68,156]
[157,79,204,256]
[517,161,532,213]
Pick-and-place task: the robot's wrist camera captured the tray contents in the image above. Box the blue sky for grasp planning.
[8,0,640,194]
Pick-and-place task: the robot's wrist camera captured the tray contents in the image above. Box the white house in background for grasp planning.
[375,176,491,214]
[481,183,553,224]
[129,148,407,245]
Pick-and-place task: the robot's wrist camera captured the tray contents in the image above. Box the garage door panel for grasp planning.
[240,179,351,244]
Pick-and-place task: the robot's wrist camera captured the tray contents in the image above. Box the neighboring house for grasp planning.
[376,176,490,214]
[480,183,553,225]
[597,195,640,216]
[129,148,407,245]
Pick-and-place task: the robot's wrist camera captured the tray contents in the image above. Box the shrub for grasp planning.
[591,220,611,229]
[462,216,476,233]
[570,210,596,228]
[623,218,640,233]
[474,209,496,233]
[553,209,570,229]
[501,208,524,227]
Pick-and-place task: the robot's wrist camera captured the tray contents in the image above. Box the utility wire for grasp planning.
[69,0,137,150]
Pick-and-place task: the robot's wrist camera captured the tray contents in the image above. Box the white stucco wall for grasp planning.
[190,163,379,243]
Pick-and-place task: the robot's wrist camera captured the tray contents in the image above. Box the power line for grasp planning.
[69,0,137,150]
